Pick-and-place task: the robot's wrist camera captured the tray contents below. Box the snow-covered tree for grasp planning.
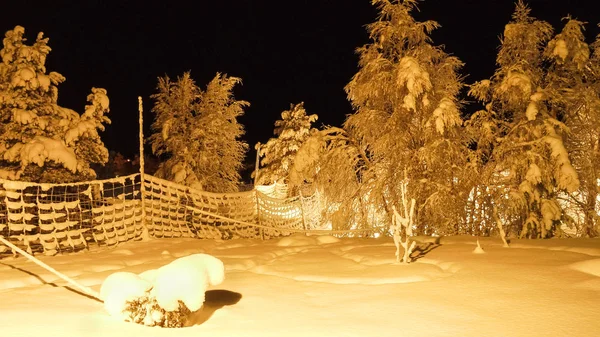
[340,0,469,235]
[544,18,600,237]
[467,2,580,238]
[0,26,111,182]
[290,126,374,233]
[150,72,248,192]
[256,102,318,186]
[291,0,470,236]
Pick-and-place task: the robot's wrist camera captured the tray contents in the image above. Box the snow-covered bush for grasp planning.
[99,253,225,328]
[0,26,111,182]
[150,72,248,192]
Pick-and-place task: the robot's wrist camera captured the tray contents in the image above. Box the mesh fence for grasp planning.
[0,174,326,256]
[0,175,144,256]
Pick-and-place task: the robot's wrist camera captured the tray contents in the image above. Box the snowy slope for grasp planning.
[0,235,599,337]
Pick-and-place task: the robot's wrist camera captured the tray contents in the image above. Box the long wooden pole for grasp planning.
[0,236,102,301]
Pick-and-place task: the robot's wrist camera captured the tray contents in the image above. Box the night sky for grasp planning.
[2,1,600,167]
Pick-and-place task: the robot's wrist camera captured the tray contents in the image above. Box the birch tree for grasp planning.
[150,72,248,192]
[343,0,469,235]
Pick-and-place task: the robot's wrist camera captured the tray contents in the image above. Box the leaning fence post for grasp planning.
[299,189,308,231]
[255,189,264,240]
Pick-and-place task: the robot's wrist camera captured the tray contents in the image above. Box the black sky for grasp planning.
[2,1,600,166]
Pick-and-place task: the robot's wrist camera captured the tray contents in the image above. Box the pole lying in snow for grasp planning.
[0,236,102,301]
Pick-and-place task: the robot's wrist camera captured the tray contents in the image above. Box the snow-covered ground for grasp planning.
[0,235,599,337]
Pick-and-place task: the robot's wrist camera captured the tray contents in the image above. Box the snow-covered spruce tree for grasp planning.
[577,28,600,237]
[0,26,110,183]
[467,2,579,239]
[341,0,469,235]
[150,72,248,192]
[256,102,318,186]
[544,18,600,237]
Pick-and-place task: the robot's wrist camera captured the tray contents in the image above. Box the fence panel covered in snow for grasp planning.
[0,175,144,255]
[0,174,324,255]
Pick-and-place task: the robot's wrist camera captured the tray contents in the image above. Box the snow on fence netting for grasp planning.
[0,175,144,256]
[0,174,325,256]
[143,175,324,240]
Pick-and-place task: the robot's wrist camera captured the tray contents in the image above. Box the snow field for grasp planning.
[0,235,599,336]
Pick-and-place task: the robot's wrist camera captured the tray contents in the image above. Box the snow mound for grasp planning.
[111,249,135,256]
[0,275,45,290]
[473,240,486,254]
[224,258,258,271]
[100,253,225,325]
[276,234,318,247]
[138,269,160,283]
[251,249,450,285]
[314,235,341,245]
[83,264,124,273]
[100,272,152,321]
[338,245,398,265]
[122,259,148,267]
[151,254,225,312]
[570,259,600,278]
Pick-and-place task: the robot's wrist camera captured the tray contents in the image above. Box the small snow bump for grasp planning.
[111,249,135,256]
[315,235,341,245]
[276,234,317,247]
[473,240,486,254]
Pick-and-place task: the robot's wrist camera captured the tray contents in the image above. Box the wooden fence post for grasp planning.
[138,96,149,241]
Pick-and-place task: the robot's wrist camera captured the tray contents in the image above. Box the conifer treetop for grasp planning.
[0,26,111,182]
